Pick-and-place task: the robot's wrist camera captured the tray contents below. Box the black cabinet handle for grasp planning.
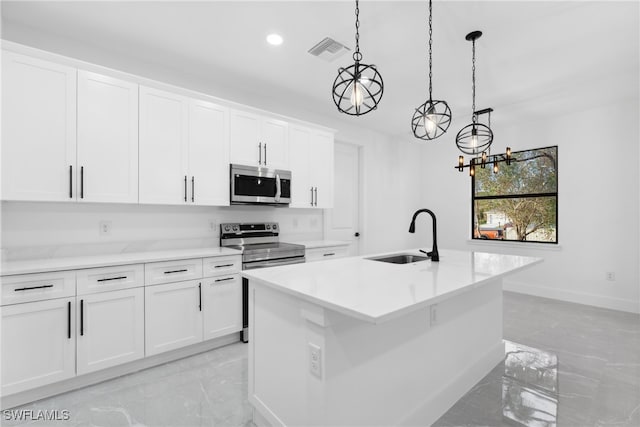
[214,264,234,269]
[310,187,314,206]
[355,232,360,237]
[80,299,84,336]
[164,269,188,275]
[69,165,73,198]
[80,166,84,199]
[184,175,187,202]
[323,253,336,257]
[14,284,54,292]
[67,301,71,339]
[314,187,318,206]
[258,142,262,165]
[215,277,234,283]
[96,276,127,282]
[198,282,202,311]
[264,143,267,165]
[191,176,195,203]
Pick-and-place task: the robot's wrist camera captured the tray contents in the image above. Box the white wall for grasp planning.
[421,98,640,313]
[0,30,425,259]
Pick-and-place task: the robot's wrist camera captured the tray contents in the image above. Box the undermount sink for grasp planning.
[367,253,429,264]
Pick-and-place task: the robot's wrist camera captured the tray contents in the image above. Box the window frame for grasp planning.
[471,145,559,245]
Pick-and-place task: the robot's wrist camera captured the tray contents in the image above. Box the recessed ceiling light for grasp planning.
[266,33,283,46]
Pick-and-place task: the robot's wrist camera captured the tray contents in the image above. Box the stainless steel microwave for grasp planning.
[230,164,291,206]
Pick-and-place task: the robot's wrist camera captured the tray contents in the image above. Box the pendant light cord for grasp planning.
[353,0,362,61]
[428,0,433,100]
[472,38,477,123]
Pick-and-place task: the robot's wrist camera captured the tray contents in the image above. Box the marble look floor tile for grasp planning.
[4,292,639,427]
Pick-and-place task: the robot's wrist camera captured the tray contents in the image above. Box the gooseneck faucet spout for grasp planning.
[408,209,439,262]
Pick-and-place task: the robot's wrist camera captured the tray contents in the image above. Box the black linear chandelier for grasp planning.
[411,0,451,140]
[332,0,384,116]
[456,31,493,155]
[455,107,513,176]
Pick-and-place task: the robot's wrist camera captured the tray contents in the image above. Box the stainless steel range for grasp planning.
[220,222,305,342]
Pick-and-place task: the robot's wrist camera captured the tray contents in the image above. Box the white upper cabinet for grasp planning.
[188,99,230,206]
[289,125,334,208]
[139,86,230,206]
[139,86,189,205]
[309,130,334,209]
[229,109,289,169]
[77,71,139,203]
[1,52,77,202]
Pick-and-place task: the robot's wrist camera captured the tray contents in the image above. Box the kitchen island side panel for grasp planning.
[249,278,504,426]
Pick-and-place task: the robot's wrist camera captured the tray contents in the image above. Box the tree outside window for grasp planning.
[472,146,558,243]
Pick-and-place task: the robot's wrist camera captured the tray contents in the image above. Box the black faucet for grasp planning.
[408,209,439,262]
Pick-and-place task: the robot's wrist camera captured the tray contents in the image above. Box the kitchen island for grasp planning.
[242,249,542,426]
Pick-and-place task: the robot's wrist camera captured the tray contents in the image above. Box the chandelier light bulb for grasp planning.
[424,112,437,136]
[350,81,365,107]
[471,127,478,148]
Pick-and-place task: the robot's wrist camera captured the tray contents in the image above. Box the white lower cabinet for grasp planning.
[76,288,144,375]
[202,274,242,340]
[145,280,203,356]
[306,245,350,262]
[1,298,76,395]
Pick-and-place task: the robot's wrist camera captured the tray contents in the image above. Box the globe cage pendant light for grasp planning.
[332,0,384,116]
[411,0,452,140]
[456,31,493,155]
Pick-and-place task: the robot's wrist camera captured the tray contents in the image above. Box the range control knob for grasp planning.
[272,224,278,230]
[224,225,230,231]
[266,224,271,230]
[232,225,239,231]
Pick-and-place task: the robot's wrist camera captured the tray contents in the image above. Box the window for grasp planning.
[472,146,558,243]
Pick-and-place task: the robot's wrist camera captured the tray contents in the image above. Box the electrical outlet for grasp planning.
[606,272,616,281]
[208,219,217,232]
[308,343,322,378]
[430,304,438,326]
[99,220,112,236]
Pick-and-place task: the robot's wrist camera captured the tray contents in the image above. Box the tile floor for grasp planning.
[3,291,639,426]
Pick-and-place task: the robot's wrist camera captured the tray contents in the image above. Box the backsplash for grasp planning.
[1,201,324,261]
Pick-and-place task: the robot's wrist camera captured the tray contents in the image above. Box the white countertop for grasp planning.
[242,249,542,324]
[1,247,241,276]
[293,240,350,249]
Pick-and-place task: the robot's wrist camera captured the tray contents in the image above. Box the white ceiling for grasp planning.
[2,1,639,139]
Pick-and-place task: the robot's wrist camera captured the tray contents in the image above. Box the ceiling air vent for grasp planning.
[308,37,350,62]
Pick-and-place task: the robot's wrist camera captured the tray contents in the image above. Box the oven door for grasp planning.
[241,256,305,343]
[230,164,291,205]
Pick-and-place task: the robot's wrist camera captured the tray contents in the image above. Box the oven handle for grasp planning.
[243,257,306,270]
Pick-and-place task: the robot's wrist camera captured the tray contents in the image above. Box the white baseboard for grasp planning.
[1,333,241,410]
[504,279,640,314]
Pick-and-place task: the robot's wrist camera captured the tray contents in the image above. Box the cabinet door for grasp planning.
[310,131,335,209]
[188,99,229,206]
[145,280,203,356]
[289,126,313,208]
[76,288,144,375]
[139,86,189,204]
[202,275,242,340]
[229,109,261,166]
[1,52,77,202]
[77,71,138,203]
[1,298,75,395]
[261,117,289,169]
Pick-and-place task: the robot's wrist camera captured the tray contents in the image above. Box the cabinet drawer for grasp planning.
[1,271,76,306]
[202,255,241,278]
[305,245,350,263]
[76,264,144,295]
[145,258,203,286]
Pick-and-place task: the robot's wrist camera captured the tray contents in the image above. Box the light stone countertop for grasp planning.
[242,248,542,324]
[1,247,242,276]
[292,240,350,249]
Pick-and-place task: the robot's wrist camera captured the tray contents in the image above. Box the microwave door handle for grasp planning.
[275,174,281,202]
